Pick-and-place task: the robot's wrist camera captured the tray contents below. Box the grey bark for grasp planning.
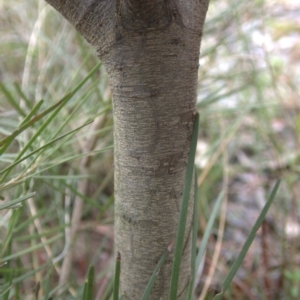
[44,0,209,299]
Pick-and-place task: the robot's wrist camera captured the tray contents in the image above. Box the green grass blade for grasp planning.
[0,93,73,181]
[82,280,88,299]
[43,276,50,300]
[0,82,26,117]
[19,100,44,127]
[101,277,114,300]
[11,262,49,285]
[1,279,13,300]
[141,245,171,300]
[87,265,95,300]
[0,147,113,192]
[0,93,71,151]
[82,265,94,300]
[0,192,35,211]
[13,82,32,110]
[185,171,199,300]
[33,174,89,180]
[169,113,199,299]
[0,233,62,263]
[68,60,102,96]
[0,262,49,296]
[0,100,44,156]
[12,95,71,159]
[194,190,224,282]
[0,120,93,176]
[198,84,249,109]
[192,171,199,271]
[30,146,112,175]
[113,252,121,300]
[0,62,101,162]
[3,240,13,300]
[0,209,21,256]
[213,179,281,300]
[50,61,102,140]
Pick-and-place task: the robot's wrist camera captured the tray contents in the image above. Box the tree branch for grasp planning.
[44,0,116,55]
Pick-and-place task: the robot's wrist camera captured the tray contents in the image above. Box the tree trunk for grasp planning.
[44,1,209,299]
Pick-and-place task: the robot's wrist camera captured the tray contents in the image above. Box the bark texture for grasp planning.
[44,0,209,299]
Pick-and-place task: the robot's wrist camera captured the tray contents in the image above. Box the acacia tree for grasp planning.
[44,0,209,298]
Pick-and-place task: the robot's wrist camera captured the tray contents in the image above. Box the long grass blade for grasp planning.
[0,233,62,263]
[13,82,32,110]
[0,209,21,256]
[19,100,44,127]
[0,263,48,296]
[141,244,172,300]
[0,120,93,176]
[82,265,94,300]
[213,179,281,300]
[0,100,44,156]
[0,146,113,192]
[0,83,26,117]
[113,252,121,300]
[43,276,50,300]
[0,93,72,152]
[194,190,224,281]
[0,192,35,211]
[0,62,101,160]
[101,277,114,300]
[169,113,199,299]
[2,240,13,300]
[185,171,199,300]
[198,84,249,109]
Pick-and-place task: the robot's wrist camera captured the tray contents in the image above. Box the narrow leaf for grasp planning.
[0,82,26,117]
[50,61,102,140]
[0,233,62,263]
[169,113,199,299]
[0,93,72,150]
[213,179,281,300]
[0,120,93,176]
[19,100,44,127]
[0,96,43,173]
[0,209,20,256]
[43,276,50,300]
[13,82,32,110]
[0,192,35,211]
[198,84,249,109]
[113,252,121,300]
[141,244,171,300]
[195,190,224,281]
[3,241,13,300]
[82,265,94,300]
[185,171,199,300]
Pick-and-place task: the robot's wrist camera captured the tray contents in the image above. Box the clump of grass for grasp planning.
[0,2,113,298]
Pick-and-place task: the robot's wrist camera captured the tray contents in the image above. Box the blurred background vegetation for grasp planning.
[0,0,299,299]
